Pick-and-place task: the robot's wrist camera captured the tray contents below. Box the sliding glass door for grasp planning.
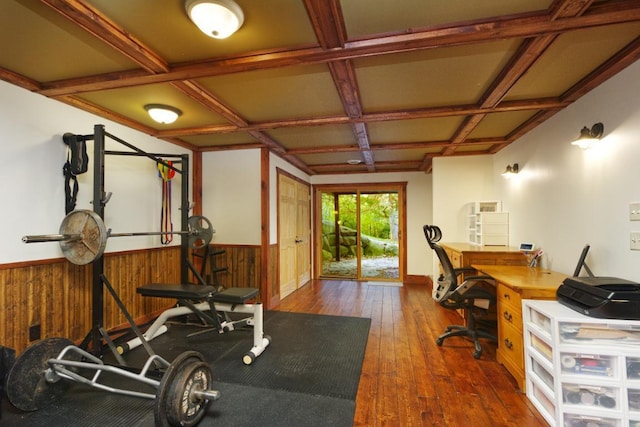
[321,193,357,278]
[317,184,402,281]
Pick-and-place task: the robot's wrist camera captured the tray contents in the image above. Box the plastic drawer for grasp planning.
[561,383,620,411]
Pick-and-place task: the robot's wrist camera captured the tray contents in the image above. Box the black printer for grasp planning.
[557,276,640,320]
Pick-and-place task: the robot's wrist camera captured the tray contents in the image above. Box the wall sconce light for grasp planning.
[185,0,244,39]
[144,104,182,124]
[502,163,519,178]
[571,122,604,150]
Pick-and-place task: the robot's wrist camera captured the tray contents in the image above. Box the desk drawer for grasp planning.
[449,251,461,268]
[499,300,522,331]
[498,318,524,372]
[497,283,521,310]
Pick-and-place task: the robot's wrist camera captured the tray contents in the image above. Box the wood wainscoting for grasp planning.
[0,247,180,354]
[204,243,278,305]
[1,244,279,354]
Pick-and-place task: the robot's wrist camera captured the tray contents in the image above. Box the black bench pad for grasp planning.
[138,284,259,304]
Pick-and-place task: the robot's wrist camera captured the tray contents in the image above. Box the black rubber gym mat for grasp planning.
[1,311,370,426]
[147,311,371,400]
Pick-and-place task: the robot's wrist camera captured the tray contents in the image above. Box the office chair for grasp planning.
[423,225,497,359]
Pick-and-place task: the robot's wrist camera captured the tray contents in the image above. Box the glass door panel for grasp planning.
[359,192,399,280]
[320,190,400,281]
[321,192,357,278]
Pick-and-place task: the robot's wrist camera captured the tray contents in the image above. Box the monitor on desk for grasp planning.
[572,244,594,277]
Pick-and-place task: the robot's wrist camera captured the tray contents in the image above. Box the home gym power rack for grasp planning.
[75,124,193,354]
[8,124,224,426]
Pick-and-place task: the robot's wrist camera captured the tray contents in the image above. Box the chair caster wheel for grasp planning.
[436,338,443,346]
[473,350,482,359]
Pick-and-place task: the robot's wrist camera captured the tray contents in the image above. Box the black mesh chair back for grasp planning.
[423,224,498,359]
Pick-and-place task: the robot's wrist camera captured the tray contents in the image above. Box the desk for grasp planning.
[440,243,528,269]
[472,265,567,391]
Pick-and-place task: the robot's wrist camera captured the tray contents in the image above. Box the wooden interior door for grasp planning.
[295,180,310,286]
[278,173,311,299]
[279,173,297,298]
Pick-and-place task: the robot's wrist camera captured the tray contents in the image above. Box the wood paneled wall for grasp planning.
[1,244,279,354]
[0,248,180,354]
[204,244,278,302]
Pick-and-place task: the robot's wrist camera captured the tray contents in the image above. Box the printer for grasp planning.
[557,276,640,320]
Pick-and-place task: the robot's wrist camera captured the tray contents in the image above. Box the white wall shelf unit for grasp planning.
[523,299,640,427]
[466,201,508,246]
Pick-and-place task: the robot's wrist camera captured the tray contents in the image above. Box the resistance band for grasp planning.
[158,160,175,244]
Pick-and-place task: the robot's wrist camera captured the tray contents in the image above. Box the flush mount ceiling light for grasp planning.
[185,0,244,39]
[501,163,519,178]
[347,159,362,165]
[144,104,182,124]
[572,122,604,150]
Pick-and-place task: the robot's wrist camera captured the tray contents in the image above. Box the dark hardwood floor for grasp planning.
[272,280,549,427]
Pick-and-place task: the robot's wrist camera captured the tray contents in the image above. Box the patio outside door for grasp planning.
[318,185,402,281]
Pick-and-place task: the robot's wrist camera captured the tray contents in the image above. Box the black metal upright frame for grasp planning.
[79,124,190,353]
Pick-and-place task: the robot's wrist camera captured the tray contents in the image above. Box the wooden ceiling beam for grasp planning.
[549,0,595,20]
[0,66,40,92]
[287,138,504,155]
[303,0,346,48]
[36,3,640,97]
[55,95,199,151]
[438,0,597,156]
[328,60,362,119]
[41,0,169,74]
[311,160,421,172]
[442,114,487,155]
[561,36,640,103]
[171,80,248,128]
[351,122,376,170]
[155,98,568,138]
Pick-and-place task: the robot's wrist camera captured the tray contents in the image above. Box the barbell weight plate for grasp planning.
[155,351,208,427]
[187,216,214,249]
[6,337,76,411]
[59,210,107,265]
[161,360,214,427]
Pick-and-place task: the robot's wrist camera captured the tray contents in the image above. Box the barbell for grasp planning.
[6,338,219,426]
[22,209,214,265]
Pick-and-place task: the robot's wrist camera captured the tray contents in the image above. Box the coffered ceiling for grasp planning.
[1,0,639,174]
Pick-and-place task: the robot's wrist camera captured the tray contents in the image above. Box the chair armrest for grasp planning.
[454,275,495,295]
[452,266,476,278]
[463,274,495,282]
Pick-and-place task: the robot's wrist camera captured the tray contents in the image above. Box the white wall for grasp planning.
[494,60,640,280]
[201,149,262,245]
[433,60,640,282]
[432,156,495,242]
[312,171,433,277]
[0,80,190,264]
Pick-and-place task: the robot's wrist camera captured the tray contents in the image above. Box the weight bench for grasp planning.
[120,284,270,365]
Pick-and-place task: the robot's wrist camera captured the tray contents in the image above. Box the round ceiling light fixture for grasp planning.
[144,104,182,124]
[185,0,244,39]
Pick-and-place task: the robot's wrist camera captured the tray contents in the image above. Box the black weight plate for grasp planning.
[164,360,213,427]
[187,216,214,249]
[6,337,74,411]
[154,351,206,427]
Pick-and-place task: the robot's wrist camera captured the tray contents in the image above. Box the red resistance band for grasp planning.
[158,161,175,244]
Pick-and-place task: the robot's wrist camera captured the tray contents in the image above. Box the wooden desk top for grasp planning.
[472,264,568,297]
[442,242,524,254]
